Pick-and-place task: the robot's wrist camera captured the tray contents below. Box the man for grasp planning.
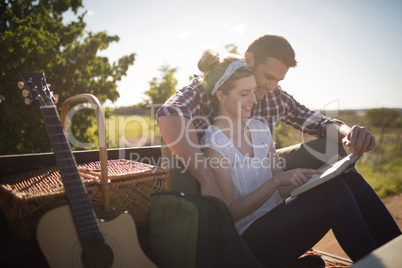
[156,34,375,198]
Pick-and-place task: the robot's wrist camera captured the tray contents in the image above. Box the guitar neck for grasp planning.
[40,105,104,245]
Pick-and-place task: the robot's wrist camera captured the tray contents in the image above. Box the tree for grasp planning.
[225,44,240,55]
[143,65,177,105]
[365,108,399,143]
[0,0,135,154]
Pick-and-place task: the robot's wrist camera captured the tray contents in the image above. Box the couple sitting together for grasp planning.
[156,34,401,267]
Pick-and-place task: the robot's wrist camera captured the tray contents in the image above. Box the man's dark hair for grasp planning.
[246,34,298,68]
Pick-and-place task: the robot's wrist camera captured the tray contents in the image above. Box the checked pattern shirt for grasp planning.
[156,77,343,141]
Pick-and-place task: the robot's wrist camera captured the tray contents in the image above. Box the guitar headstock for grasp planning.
[18,72,58,107]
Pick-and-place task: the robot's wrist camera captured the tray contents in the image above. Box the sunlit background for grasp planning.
[64,0,402,111]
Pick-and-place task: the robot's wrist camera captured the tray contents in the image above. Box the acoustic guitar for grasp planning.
[19,72,156,268]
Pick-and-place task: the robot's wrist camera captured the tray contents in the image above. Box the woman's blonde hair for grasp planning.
[198,49,254,95]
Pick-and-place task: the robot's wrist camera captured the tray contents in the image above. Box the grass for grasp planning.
[355,138,402,198]
[338,112,402,199]
[105,114,161,148]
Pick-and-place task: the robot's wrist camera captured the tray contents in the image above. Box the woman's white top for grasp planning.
[200,119,283,234]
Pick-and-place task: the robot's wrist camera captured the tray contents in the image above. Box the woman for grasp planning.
[198,49,401,267]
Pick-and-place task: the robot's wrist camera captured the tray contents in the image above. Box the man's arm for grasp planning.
[158,115,223,199]
[278,89,376,154]
[326,123,376,154]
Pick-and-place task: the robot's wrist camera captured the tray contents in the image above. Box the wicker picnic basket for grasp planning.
[0,94,168,241]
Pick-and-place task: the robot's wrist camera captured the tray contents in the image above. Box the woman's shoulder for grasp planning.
[200,125,234,159]
[246,118,271,132]
[200,125,228,146]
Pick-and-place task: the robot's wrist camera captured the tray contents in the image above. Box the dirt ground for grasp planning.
[313,193,402,260]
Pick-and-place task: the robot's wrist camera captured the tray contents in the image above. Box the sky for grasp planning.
[64,0,402,111]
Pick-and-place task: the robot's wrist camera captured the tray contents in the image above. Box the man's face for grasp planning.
[252,57,289,100]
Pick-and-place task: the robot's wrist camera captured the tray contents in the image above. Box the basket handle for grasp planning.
[60,94,108,184]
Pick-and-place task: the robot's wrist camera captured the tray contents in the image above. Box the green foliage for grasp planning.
[225,44,239,55]
[273,122,291,148]
[365,108,399,128]
[274,122,315,149]
[365,108,399,143]
[355,141,402,198]
[0,0,135,154]
[143,65,177,105]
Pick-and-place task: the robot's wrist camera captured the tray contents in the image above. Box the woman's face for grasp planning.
[219,75,257,119]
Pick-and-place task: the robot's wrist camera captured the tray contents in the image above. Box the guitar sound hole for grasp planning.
[81,240,114,268]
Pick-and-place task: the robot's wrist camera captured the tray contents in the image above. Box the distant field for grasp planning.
[105,114,161,148]
[333,111,401,198]
[354,133,402,198]
[106,111,401,198]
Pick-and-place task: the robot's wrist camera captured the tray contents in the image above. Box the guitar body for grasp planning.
[37,205,156,268]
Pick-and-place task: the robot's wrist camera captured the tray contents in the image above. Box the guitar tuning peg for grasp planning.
[22,89,30,98]
[53,94,59,104]
[24,98,32,105]
[18,81,25,89]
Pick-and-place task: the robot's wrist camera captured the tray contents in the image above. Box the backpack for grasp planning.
[149,191,265,268]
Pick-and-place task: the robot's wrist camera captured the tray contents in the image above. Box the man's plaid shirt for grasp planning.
[156,77,343,141]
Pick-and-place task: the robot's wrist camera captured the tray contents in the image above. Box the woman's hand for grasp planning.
[272,168,321,188]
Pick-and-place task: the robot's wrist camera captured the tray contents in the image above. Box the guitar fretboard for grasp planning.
[41,106,104,245]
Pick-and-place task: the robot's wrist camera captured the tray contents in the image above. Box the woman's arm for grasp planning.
[158,115,223,199]
[269,144,295,198]
[203,147,281,221]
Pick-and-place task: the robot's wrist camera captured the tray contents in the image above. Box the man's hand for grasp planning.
[342,125,376,154]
